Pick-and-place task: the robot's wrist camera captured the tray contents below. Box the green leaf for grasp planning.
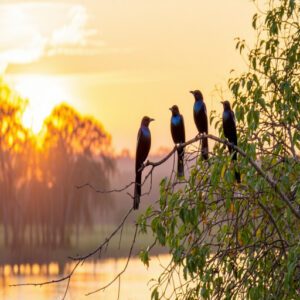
[156,223,166,246]
[139,249,150,268]
[151,288,159,300]
[201,287,209,299]
[252,13,258,29]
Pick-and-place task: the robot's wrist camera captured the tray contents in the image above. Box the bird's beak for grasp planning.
[169,107,172,111]
[150,118,155,122]
[189,91,195,95]
[220,101,225,104]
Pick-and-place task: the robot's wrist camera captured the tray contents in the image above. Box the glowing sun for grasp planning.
[15,75,70,134]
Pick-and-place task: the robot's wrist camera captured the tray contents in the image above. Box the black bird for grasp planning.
[170,105,185,177]
[221,100,241,183]
[190,90,209,160]
[134,116,154,210]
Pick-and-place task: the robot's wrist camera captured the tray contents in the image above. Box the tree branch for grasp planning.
[143,133,300,219]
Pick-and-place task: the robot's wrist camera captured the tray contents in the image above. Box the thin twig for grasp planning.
[69,208,133,261]
[86,224,139,296]
[76,181,135,193]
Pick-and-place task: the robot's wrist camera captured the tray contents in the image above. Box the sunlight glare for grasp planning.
[15,75,70,134]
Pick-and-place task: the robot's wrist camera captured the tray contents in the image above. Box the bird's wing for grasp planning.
[203,102,207,115]
[222,112,230,139]
[203,102,208,133]
[136,127,151,169]
[136,128,142,145]
[231,110,236,126]
[135,128,144,171]
[180,114,186,142]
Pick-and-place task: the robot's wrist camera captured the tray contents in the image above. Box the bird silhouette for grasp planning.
[170,105,185,177]
[221,100,241,183]
[134,116,154,210]
[190,90,209,160]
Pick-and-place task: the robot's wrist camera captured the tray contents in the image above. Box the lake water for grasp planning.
[0,255,171,300]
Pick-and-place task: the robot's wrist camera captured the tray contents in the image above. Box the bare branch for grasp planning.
[69,207,133,261]
[86,224,138,296]
[76,181,135,193]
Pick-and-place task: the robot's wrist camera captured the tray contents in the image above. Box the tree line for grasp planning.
[0,79,115,248]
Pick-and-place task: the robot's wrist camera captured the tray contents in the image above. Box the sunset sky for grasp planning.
[1,0,256,154]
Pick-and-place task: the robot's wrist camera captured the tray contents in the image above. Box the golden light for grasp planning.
[14,75,70,134]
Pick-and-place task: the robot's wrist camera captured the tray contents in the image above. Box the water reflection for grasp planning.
[1,255,171,300]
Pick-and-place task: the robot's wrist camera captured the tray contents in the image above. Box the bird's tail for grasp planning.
[177,146,185,178]
[134,171,142,210]
[228,141,237,161]
[201,136,209,160]
[235,169,241,183]
[230,148,241,183]
[232,148,237,161]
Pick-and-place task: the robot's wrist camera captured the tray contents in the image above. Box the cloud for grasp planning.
[50,5,94,46]
[0,2,105,72]
[6,51,135,75]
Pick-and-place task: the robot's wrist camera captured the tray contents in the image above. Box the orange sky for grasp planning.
[1,0,256,154]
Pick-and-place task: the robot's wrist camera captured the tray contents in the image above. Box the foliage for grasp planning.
[138,1,300,299]
[43,103,112,156]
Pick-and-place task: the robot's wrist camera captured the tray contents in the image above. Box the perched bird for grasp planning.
[170,105,186,177]
[134,116,154,210]
[190,90,209,160]
[221,100,241,183]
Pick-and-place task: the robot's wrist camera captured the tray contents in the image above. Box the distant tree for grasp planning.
[138,1,300,299]
[42,104,115,246]
[0,78,30,246]
[43,104,112,156]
